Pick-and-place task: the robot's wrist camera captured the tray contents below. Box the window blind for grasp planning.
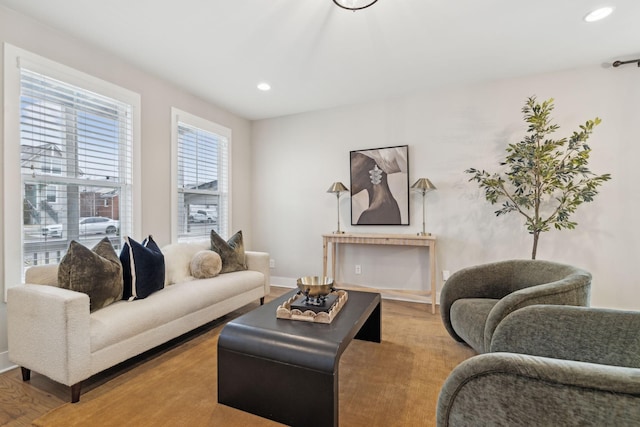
[176,121,229,240]
[19,68,133,268]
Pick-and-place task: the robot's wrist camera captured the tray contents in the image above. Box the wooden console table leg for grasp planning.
[430,241,436,314]
[322,237,337,281]
[331,242,337,282]
[323,237,328,277]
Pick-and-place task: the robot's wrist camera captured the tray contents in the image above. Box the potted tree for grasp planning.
[466,96,611,259]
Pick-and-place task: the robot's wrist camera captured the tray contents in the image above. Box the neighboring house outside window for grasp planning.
[3,44,141,289]
[171,108,230,242]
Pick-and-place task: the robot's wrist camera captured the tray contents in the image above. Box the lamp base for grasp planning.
[333,230,345,234]
[417,231,431,236]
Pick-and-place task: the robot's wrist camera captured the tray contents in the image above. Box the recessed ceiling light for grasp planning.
[257,82,271,91]
[584,6,614,22]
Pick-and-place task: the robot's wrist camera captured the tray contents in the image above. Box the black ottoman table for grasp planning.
[218,289,381,427]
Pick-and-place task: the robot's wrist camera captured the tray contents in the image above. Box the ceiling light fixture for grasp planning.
[584,6,614,22]
[257,82,271,91]
[333,0,378,11]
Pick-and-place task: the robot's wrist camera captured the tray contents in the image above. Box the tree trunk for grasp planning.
[531,231,539,259]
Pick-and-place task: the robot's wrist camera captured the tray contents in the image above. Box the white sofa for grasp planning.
[7,239,269,402]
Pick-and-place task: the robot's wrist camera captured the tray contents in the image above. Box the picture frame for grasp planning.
[350,145,409,226]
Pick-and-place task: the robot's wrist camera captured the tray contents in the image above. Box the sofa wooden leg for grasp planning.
[71,383,82,403]
[20,367,31,381]
[260,297,265,305]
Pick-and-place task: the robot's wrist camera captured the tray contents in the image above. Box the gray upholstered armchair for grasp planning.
[440,259,591,353]
[437,305,640,426]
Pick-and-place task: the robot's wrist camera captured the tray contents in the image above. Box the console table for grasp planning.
[323,233,437,314]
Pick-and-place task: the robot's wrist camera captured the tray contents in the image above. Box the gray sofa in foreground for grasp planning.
[437,305,640,426]
[440,259,592,353]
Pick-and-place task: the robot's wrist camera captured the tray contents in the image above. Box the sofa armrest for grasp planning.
[490,305,640,368]
[245,251,270,296]
[7,284,91,386]
[437,353,640,427]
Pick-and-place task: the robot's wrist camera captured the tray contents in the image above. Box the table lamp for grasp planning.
[327,182,349,234]
[411,178,436,236]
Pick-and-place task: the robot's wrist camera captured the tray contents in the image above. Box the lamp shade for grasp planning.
[411,178,436,192]
[327,182,349,193]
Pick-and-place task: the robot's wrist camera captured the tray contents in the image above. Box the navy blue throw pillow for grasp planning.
[120,235,165,300]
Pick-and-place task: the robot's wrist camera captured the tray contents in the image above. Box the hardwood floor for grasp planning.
[0,287,290,426]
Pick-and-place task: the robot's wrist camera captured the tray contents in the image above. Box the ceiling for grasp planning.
[1,0,638,120]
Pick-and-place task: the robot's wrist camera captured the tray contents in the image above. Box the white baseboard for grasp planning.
[0,350,16,374]
[269,276,440,305]
[269,276,296,288]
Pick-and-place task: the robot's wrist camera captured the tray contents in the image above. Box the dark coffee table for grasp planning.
[218,289,381,427]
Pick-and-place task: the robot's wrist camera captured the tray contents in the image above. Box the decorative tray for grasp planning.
[276,290,348,324]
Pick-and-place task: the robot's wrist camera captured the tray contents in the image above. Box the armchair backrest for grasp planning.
[500,260,591,294]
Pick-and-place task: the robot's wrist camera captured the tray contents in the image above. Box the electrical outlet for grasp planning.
[443,270,450,281]
[269,259,275,268]
[355,265,362,274]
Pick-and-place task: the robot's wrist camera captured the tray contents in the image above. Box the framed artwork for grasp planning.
[350,145,409,226]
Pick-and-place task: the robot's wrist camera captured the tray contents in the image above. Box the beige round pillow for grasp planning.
[190,250,223,279]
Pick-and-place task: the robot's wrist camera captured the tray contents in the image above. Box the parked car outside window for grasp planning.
[40,217,119,238]
[188,210,216,224]
[79,217,120,235]
[41,224,63,238]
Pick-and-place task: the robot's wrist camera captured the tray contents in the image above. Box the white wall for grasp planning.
[252,64,639,311]
[0,7,253,370]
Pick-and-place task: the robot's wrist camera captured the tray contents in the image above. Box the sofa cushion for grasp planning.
[89,269,266,353]
[120,236,165,300]
[58,237,123,312]
[190,250,222,279]
[210,230,247,274]
[26,263,58,286]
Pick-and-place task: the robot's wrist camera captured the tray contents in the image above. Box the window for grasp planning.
[45,185,57,203]
[171,108,230,241]
[3,44,141,292]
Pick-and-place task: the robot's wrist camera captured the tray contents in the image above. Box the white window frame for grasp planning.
[170,107,231,242]
[3,43,141,299]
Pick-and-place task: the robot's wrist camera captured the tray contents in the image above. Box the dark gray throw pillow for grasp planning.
[210,229,247,274]
[58,237,123,312]
[120,235,165,300]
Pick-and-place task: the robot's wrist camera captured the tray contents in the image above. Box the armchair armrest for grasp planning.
[7,284,91,386]
[440,262,519,342]
[245,251,270,296]
[491,305,640,368]
[437,352,640,427]
[483,276,591,352]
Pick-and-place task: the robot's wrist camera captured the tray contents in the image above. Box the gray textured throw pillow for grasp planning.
[58,237,124,312]
[210,230,247,274]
